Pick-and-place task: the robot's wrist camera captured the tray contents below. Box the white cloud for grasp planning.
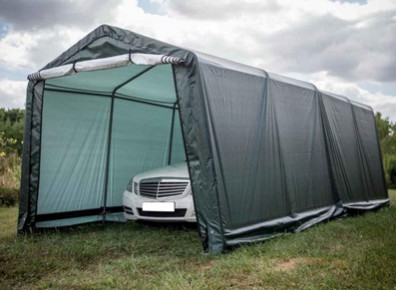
[0,32,37,69]
[0,0,394,120]
[0,79,27,108]
[2,0,395,80]
[0,27,88,72]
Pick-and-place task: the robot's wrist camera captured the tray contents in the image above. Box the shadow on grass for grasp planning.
[1,219,204,286]
[31,219,198,236]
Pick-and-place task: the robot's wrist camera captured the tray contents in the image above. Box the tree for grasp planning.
[375,112,396,188]
[375,112,392,141]
[375,112,396,155]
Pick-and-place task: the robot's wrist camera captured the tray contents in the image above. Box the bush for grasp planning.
[384,154,396,189]
[0,187,19,207]
[0,108,25,156]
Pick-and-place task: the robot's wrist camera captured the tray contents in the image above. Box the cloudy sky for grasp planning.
[0,0,395,119]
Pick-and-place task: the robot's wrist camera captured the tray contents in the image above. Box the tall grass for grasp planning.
[0,152,21,206]
[0,152,21,188]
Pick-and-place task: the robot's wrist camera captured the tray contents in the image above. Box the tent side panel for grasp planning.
[351,104,388,202]
[18,81,44,232]
[198,64,290,226]
[35,91,110,226]
[18,82,33,232]
[320,93,389,209]
[198,67,340,246]
[320,93,367,203]
[269,80,335,213]
[173,63,225,254]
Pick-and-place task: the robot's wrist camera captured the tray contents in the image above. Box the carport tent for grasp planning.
[19,25,389,254]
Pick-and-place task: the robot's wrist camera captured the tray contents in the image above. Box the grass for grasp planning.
[0,191,395,289]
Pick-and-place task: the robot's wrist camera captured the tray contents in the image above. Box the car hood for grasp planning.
[133,162,189,181]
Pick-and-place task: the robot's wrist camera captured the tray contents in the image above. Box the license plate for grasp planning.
[142,202,175,212]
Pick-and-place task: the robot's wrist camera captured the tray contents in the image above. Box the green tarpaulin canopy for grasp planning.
[19,25,389,253]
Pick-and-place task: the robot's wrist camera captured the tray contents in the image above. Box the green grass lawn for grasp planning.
[1,191,395,289]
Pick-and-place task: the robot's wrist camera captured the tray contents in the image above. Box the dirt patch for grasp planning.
[273,258,298,272]
[271,256,349,274]
[330,243,343,252]
[198,260,215,271]
[272,257,329,272]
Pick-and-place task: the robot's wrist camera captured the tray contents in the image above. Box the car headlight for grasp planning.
[126,178,133,192]
[133,181,139,195]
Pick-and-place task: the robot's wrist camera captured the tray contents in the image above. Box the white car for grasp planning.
[123,162,196,222]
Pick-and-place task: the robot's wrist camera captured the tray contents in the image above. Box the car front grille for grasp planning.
[139,179,189,199]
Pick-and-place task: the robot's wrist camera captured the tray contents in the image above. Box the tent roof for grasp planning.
[32,24,372,112]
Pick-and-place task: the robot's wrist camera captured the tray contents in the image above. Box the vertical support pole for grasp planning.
[103,95,115,222]
[167,102,177,165]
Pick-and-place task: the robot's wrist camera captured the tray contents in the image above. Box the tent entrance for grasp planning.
[35,64,186,227]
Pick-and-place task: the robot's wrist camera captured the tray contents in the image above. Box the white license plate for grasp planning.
[142,202,175,212]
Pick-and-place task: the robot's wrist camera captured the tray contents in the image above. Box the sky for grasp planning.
[0,0,395,120]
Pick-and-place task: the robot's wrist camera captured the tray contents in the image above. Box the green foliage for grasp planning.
[374,112,392,141]
[375,112,396,189]
[383,154,396,188]
[0,108,25,156]
[381,133,396,155]
[0,108,24,202]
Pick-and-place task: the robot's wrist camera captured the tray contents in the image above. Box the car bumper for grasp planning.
[122,190,196,222]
